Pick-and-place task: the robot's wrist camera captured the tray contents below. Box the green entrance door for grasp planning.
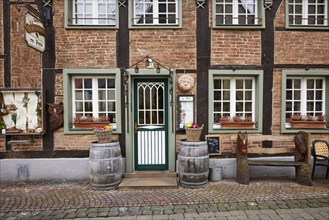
[134,79,168,170]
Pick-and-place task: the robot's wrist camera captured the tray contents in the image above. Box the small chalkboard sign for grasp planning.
[206,135,221,155]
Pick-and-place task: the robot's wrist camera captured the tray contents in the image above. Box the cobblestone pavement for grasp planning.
[0,179,328,219]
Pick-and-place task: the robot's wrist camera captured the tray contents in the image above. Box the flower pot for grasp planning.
[185,124,204,142]
[74,122,109,129]
[290,121,325,129]
[220,122,254,128]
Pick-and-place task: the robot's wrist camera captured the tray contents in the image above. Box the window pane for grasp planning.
[85,102,93,111]
[245,80,252,89]
[245,102,252,111]
[75,102,83,111]
[223,91,230,100]
[316,91,322,100]
[108,90,115,100]
[98,90,106,100]
[108,102,116,111]
[75,91,83,100]
[307,91,314,100]
[84,79,92,88]
[286,79,292,89]
[99,101,106,111]
[84,90,92,100]
[98,79,106,88]
[223,102,230,111]
[214,80,221,89]
[294,91,301,100]
[75,79,83,89]
[307,79,314,89]
[315,79,323,88]
[214,91,221,100]
[293,79,301,89]
[214,102,221,111]
[245,91,252,100]
[315,102,322,111]
[236,80,243,89]
[236,91,243,100]
[223,80,230,89]
[286,91,292,100]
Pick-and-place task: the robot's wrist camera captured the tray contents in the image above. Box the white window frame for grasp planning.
[72,76,117,122]
[209,70,263,133]
[65,0,119,29]
[213,77,255,120]
[63,69,121,134]
[286,0,329,29]
[213,0,265,29]
[285,77,326,117]
[129,0,182,28]
[281,70,329,133]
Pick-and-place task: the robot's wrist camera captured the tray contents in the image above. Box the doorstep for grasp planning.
[118,171,178,189]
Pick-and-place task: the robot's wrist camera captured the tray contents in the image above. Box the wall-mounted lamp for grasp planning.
[156,64,161,73]
[146,57,154,69]
[135,66,139,73]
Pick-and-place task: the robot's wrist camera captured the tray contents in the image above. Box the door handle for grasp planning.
[134,123,138,133]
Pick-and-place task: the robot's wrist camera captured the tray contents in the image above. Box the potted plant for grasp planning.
[290,114,326,129]
[73,115,110,129]
[219,115,254,128]
[185,122,204,142]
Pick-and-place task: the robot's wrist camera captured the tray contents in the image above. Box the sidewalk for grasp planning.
[1,178,328,220]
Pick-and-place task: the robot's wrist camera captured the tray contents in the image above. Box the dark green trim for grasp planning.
[280,70,329,134]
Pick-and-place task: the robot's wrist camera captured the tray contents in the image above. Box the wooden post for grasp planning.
[236,132,249,184]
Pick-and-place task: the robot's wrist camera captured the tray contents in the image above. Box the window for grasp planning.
[209,70,263,132]
[286,0,329,29]
[213,0,265,28]
[129,0,182,28]
[281,70,329,132]
[65,0,118,28]
[73,77,116,122]
[63,69,121,134]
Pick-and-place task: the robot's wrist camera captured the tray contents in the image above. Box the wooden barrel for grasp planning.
[178,140,209,188]
[89,141,122,190]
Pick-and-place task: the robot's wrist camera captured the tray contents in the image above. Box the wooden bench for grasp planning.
[236,131,312,186]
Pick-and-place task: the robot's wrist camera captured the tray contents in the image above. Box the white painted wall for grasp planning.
[0,157,326,183]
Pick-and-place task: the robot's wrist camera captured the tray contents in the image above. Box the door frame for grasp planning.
[124,69,176,173]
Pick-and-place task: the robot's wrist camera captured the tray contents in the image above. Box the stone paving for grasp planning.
[0,178,328,219]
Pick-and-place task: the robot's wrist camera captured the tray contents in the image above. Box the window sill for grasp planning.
[65,25,119,30]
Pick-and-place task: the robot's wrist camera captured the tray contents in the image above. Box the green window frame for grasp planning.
[129,0,182,29]
[285,0,329,30]
[64,0,119,29]
[281,70,329,133]
[209,70,263,133]
[63,68,122,134]
[212,0,265,29]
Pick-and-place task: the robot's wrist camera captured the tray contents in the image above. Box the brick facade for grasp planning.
[0,0,328,156]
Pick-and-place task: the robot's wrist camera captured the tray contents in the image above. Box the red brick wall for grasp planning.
[10,5,42,88]
[54,1,117,68]
[211,30,262,65]
[130,2,196,69]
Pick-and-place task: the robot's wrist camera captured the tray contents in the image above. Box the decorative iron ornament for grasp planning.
[264,0,273,10]
[118,0,126,7]
[196,0,205,9]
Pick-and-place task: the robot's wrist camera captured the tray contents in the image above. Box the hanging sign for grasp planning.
[24,13,45,52]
